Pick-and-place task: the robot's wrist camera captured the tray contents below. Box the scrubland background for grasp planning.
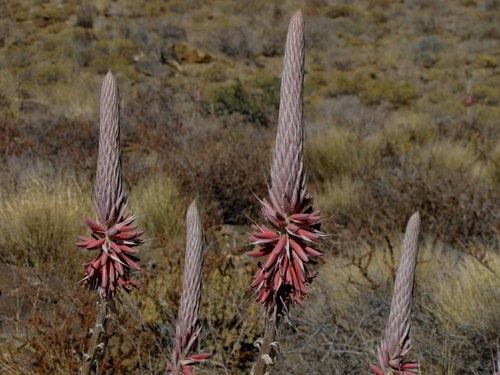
[0,0,499,374]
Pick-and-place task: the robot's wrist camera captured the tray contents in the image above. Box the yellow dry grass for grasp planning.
[130,174,184,240]
[419,241,500,329]
[0,175,91,270]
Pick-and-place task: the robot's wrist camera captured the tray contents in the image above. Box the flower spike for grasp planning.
[248,10,324,317]
[370,212,421,375]
[169,201,212,374]
[76,71,143,300]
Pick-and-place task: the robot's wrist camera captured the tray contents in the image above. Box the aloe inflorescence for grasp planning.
[76,71,143,300]
[169,200,212,375]
[248,9,324,318]
[370,212,421,375]
[248,10,325,375]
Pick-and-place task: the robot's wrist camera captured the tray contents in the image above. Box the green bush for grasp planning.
[412,35,446,67]
[211,78,279,126]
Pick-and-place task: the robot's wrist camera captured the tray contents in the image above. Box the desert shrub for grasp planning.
[211,78,279,126]
[332,72,417,106]
[202,250,260,373]
[420,246,499,331]
[357,168,499,245]
[417,243,500,373]
[202,63,228,83]
[208,79,279,126]
[420,139,478,174]
[0,278,177,375]
[475,54,498,68]
[218,27,252,59]
[360,79,417,106]
[75,4,97,29]
[382,112,437,155]
[31,63,71,86]
[315,175,364,213]
[481,141,500,184]
[273,231,500,374]
[332,71,365,96]
[0,117,35,159]
[325,4,357,19]
[7,115,99,173]
[474,85,500,105]
[485,0,500,9]
[312,96,390,135]
[412,35,446,67]
[126,78,178,136]
[169,121,271,224]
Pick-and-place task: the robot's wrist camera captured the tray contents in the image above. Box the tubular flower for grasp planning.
[76,71,143,300]
[247,10,324,315]
[76,214,143,299]
[248,196,323,311]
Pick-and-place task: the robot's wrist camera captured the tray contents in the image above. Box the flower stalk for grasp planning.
[76,70,143,300]
[169,200,212,375]
[77,71,143,375]
[370,212,421,375]
[248,10,324,374]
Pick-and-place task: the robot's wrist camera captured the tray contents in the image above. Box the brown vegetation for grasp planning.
[0,0,499,374]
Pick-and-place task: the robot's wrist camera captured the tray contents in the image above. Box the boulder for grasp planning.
[172,42,214,64]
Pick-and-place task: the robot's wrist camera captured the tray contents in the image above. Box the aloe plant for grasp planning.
[248,10,324,374]
[169,200,212,375]
[77,71,144,375]
[370,212,421,375]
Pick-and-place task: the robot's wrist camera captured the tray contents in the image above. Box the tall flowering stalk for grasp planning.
[169,201,212,375]
[77,71,143,375]
[248,10,324,374]
[76,71,143,300]
[370,212,421,375]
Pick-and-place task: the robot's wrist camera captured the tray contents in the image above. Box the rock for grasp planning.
[172,42,214,64]
[134,60,172,78]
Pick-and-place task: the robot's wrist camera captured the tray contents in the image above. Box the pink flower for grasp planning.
[248,196,323,311]
[77,71,143,300]
[76,214,143,299]
[247,10,324,315]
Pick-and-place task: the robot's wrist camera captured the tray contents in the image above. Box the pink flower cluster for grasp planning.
[76,213,143,299]
[369,359,420,375]
[248,194,323,311]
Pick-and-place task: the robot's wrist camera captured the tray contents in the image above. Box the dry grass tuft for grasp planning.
[0,176,90,269]
[131,176,184,241]
[419,242,500,331]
